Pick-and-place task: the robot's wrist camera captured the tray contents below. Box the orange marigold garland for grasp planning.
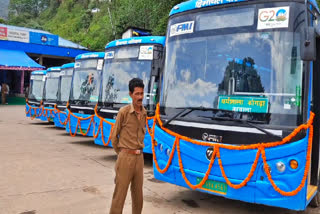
[93,105,114,146]
[150,103,315,197]
[26,102,43,120]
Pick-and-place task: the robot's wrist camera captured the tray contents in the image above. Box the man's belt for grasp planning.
[121,148,142,155]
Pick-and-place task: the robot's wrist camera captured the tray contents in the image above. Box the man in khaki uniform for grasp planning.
[110,78,147,214]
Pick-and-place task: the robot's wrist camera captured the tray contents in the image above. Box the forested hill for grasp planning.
[6,0,184,50]
[6,0,320,51]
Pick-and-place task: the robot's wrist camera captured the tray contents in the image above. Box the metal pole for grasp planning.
[20,70,24,94]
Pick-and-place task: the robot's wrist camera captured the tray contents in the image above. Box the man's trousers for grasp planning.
[109,151,144,214]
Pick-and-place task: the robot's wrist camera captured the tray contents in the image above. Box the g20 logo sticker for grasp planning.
[257,7,290,30]
[139,46,154,60]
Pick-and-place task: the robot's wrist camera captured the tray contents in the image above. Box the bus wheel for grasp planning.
[310,192,320,208]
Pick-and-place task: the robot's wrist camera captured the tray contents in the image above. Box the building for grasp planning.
[0,24,90,103]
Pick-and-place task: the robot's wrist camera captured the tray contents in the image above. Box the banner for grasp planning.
[7,29,29,43]
[0,27,7,40]
[0,25,59,46]
[29,32,59,46]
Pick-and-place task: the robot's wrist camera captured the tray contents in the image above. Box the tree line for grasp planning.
[6,0,184,50]
[6,0,320,50]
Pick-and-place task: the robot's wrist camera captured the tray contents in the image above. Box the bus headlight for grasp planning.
[276,161,286,173]
[166,149,170,156]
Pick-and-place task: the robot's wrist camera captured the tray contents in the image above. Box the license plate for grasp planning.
[49,118,54,122]
[196,178,227,195]
[77,129,87,134]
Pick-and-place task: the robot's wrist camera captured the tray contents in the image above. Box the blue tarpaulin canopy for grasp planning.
[0,49,45,70]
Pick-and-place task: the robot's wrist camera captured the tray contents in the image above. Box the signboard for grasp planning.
[0,25,59,46]
[0,27,7,40]
[29,32,59,46]
[7,29,29,43]
[90,96,98,102]
[218,96,269,113]
[195,0,246,9]
[47,72,60,78]
[97,59,104,70]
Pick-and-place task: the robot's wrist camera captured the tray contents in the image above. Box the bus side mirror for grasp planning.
[315,20,320,36]
[300,27,316,61]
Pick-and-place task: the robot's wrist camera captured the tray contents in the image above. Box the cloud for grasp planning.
[165,77,218,108]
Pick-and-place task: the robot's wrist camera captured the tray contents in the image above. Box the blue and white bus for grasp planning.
[40,66,61,122]
[54,63,75,128]
[152,0,320,210]
[26,70,47,119]
[93,36,165,153]
[66,52,105,137]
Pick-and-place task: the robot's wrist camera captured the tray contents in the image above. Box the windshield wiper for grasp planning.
[71,100,85,106]
[103,102,127,108]
[199,115,282,140]
[163,106,217,127]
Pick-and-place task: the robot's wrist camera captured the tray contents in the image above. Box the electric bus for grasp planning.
[152,0,320,210]
[40,66,61,122]
[93,36,165,153]
[54,63,75,128]
[66,52,105,137]
[26,70,47,119]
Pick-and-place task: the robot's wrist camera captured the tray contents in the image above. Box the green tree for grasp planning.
[0,18,6,24]
[7,0,185,50]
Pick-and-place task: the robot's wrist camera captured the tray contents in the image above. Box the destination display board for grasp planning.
[218,96,269,113]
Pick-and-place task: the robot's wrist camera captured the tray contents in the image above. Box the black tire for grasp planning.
[310,192,320,208]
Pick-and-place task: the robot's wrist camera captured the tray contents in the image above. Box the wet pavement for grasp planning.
[0,105,319,214]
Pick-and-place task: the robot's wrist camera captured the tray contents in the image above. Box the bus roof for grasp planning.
[170,0,319,16]
[31,70,47,75]
[105,36,166,49]
[61,62,75,69]
[75,52,105,60]
[47,67,61,72]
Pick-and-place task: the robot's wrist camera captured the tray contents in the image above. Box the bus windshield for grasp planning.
[28,75,45,101]
[44,72,60,101]
[101,46,152,105]
[58,68,74,103]
[70,59,103,104]
[162,2,305,127]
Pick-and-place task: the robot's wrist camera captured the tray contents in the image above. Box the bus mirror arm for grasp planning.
[147,109,155,117]
[300,26,316,61]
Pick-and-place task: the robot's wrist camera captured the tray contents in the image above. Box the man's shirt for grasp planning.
[111,104,147,154]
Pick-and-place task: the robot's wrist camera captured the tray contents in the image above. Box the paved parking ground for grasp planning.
[0,106,319,214]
